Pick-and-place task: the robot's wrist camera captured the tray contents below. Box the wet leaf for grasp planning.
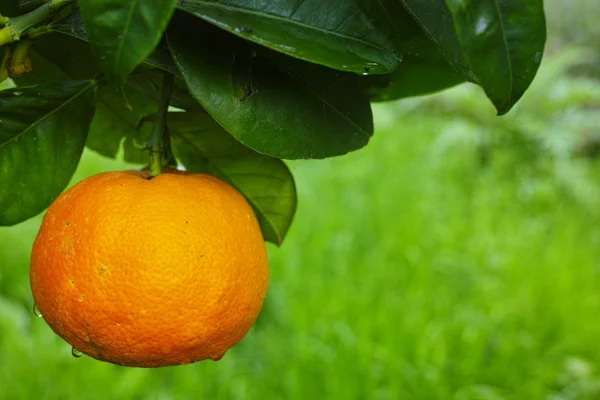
[168,12,373,159]
[177,0,404,74]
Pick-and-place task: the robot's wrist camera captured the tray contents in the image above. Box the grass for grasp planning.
[1,82,600,399]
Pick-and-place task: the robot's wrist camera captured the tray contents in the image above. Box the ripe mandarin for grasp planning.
[30,170,269,367]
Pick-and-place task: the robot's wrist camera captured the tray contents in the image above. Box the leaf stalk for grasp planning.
[0,0,75,46]
[148,72,175,177]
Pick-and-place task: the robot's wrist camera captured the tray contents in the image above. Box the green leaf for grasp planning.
[86,81,157,164]
[88,69,200,164]
[0,0,20,16]
[16,31,191,111]
[177,0,404,75]
[49,10,178,74]
[11,34,153,163]
[78,0,178,89]
[12,33,193,164]
[0,80,97,226]
[400,0,546,114]
[14,33,100,84]
[365,40,465,101]
[170,111,297,245]
[168,12,373,159]
[18,0,44,12]
[125,69,203,111]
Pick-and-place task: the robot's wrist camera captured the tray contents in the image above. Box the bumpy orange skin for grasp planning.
[30,170,268,367]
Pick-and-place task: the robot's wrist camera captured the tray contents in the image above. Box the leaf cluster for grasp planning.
[0,0,547,244]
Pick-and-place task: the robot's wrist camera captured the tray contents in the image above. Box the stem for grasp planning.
[162,127,176,168]
[0,0,75,46]
[148,72,175,177]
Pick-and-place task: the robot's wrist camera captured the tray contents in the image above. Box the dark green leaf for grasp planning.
[16,31,189,110]
[0,80,97,226]
[12,33,193,163]
[125,70,204,111]
[86,81,157,164]
[78,0,178,89]
[365,40,465,101]
[47,9,89,40]
[400,0,546,114]
[49,10,178,74]
[170,111,296,245]
[19,0,43,12]
[177,0,406,75]
[168,12,373,159]
[15,33,100,84]
[0,0,20,16]
[11,34,152,163]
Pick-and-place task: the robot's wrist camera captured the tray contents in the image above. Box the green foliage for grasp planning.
[399,0,546,114]
[168,13,374,159]
[0,80,96,225]
[77,0,178,91]
[0,0,547,239]
[176,0,405,75]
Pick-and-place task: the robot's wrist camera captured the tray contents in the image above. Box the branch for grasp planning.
[0,0,75,46]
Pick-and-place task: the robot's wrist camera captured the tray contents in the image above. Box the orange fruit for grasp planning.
[30,170,268,367]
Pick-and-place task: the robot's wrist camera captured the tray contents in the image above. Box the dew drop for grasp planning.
[71,348,83,358]
[32,303,42,318]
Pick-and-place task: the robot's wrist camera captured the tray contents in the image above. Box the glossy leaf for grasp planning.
[168,12,373,159]
[78,0,178,89]
[365,40,465,101]
[49,10,178,74]
[400,0,546,114]
[170,112,297,245]
[0,81,97,226]
[177,0,404,75]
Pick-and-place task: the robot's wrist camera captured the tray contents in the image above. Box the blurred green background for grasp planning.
[2,2,600,399]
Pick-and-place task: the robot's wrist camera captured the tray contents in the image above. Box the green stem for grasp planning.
[162,126,176,168]
[0,0,75,46]
[148,72,175,177]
